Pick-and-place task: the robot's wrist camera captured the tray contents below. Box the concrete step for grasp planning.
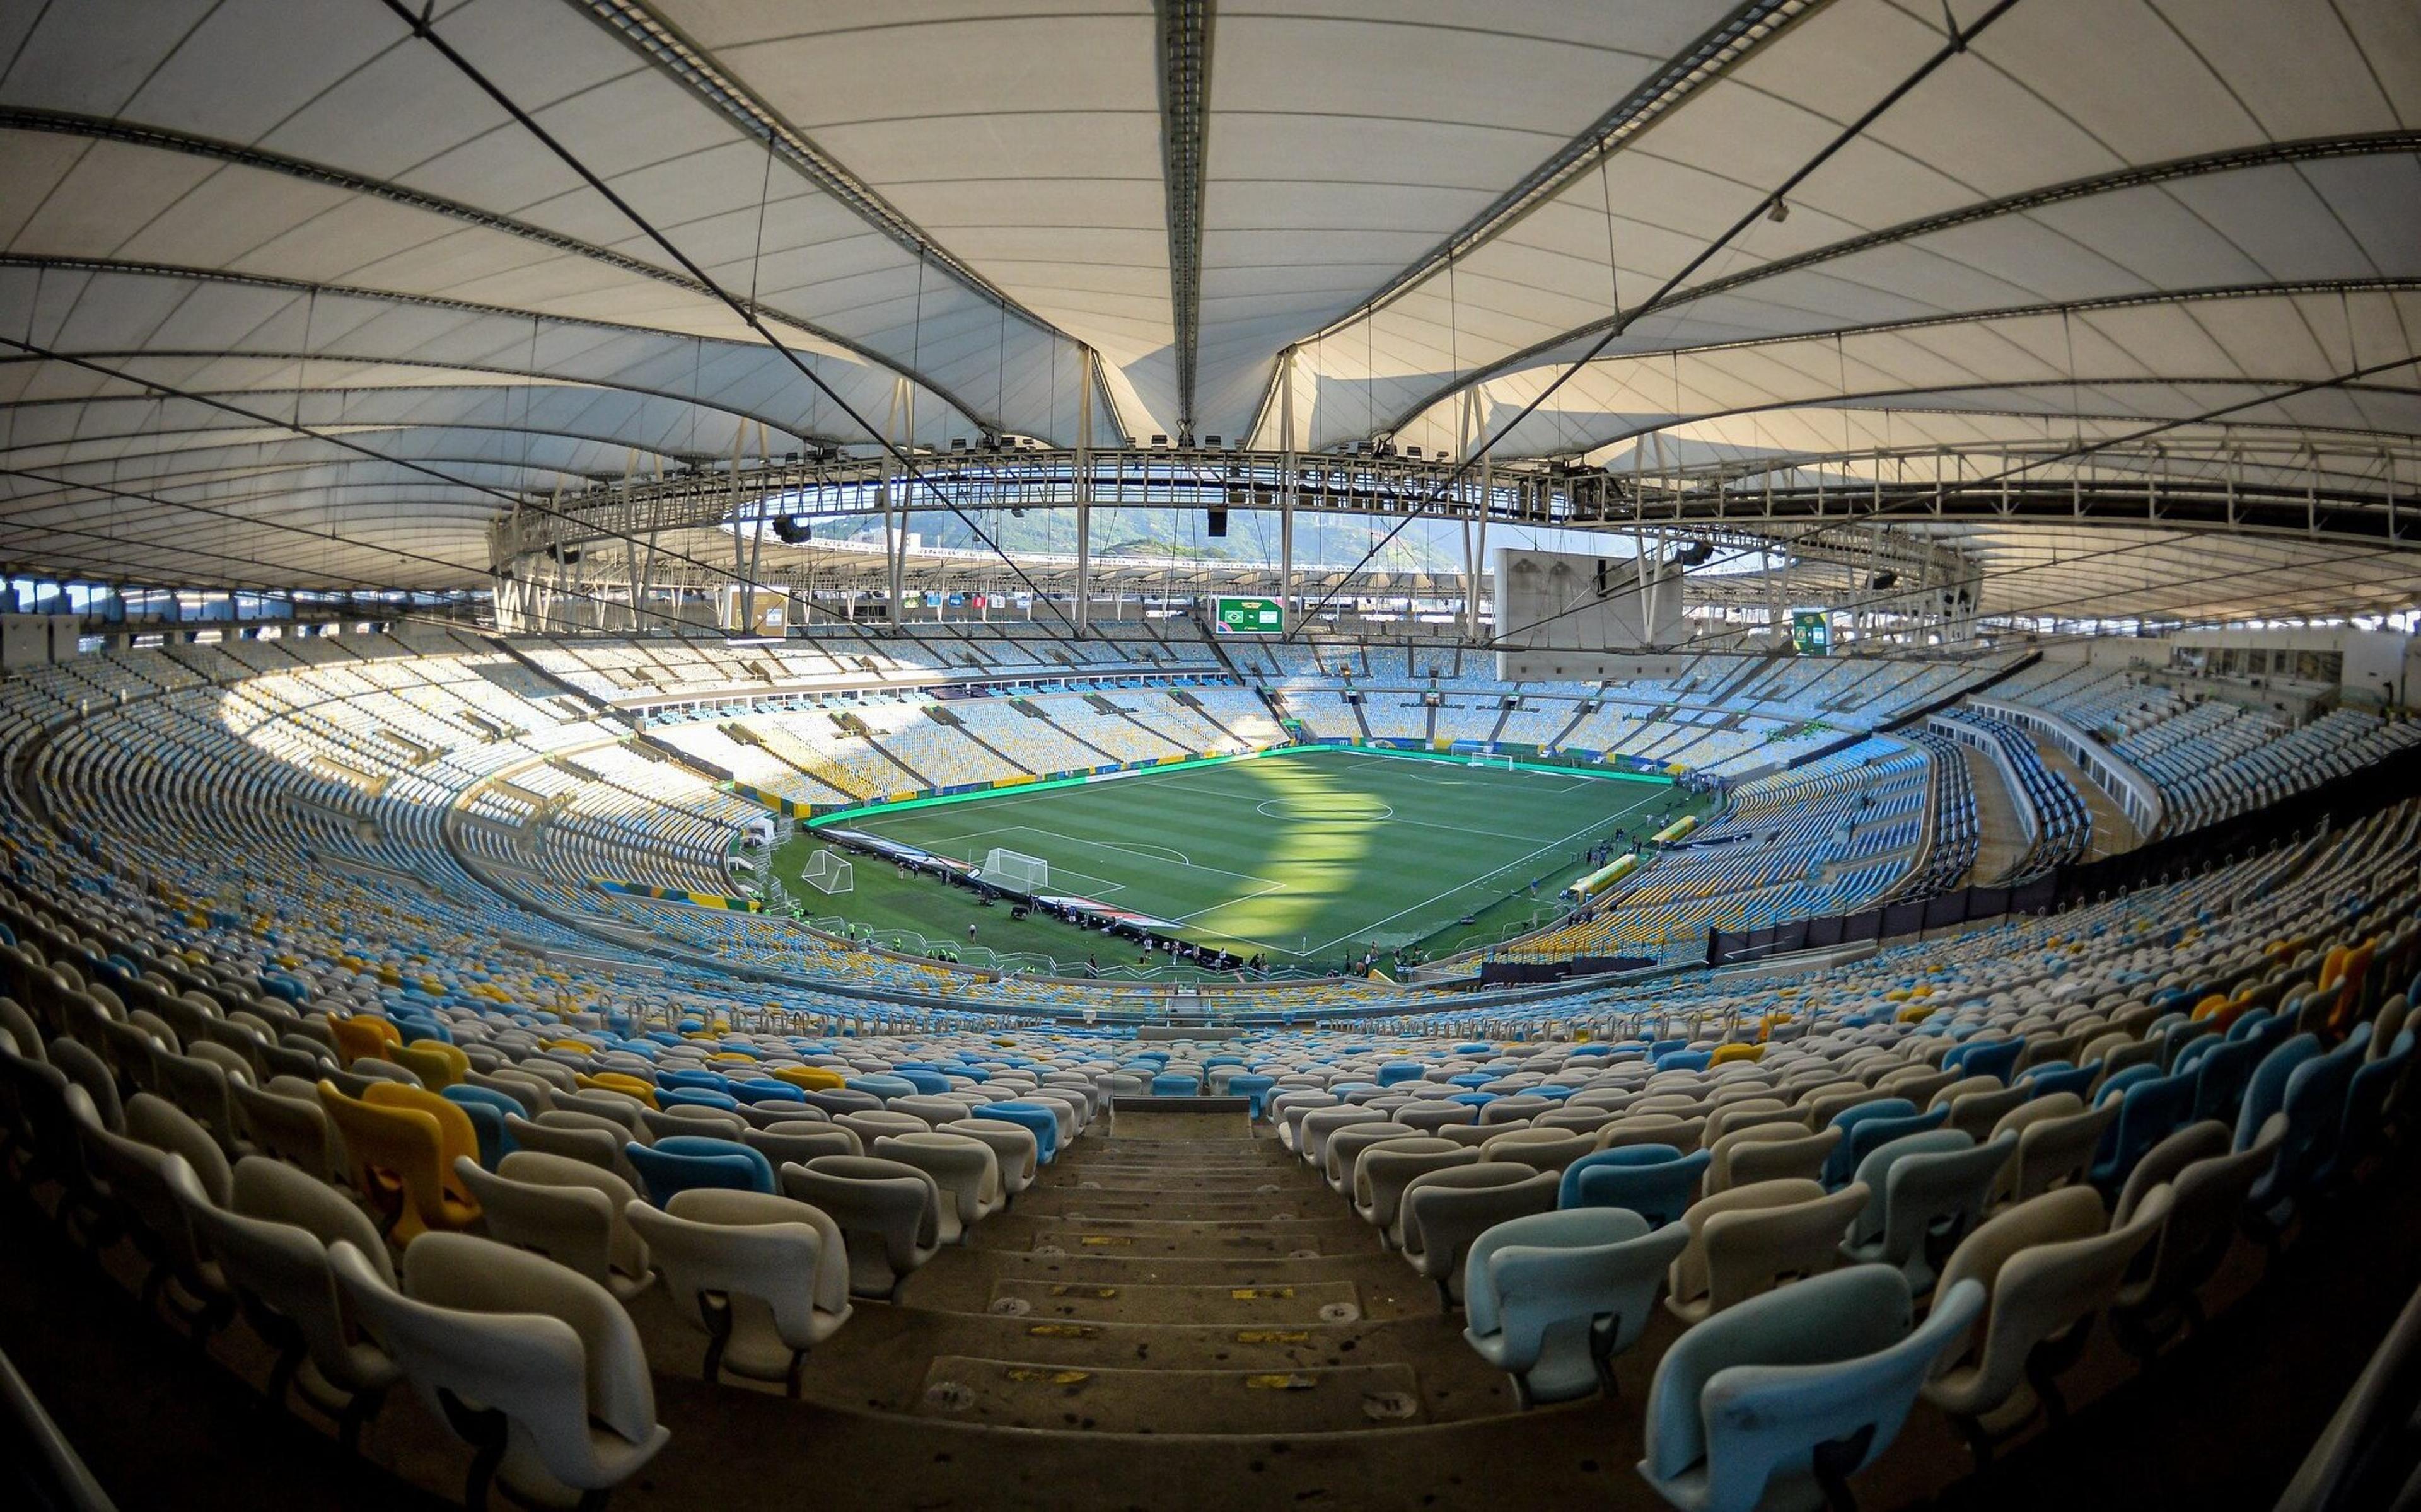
[982,1276,1366,1326]
[914,1355,1425,1434]
[997,1218,1382,1261]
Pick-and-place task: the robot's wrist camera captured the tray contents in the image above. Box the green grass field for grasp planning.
[770,747,1693,976]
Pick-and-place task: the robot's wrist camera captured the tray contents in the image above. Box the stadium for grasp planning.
[2,3,2420,1510]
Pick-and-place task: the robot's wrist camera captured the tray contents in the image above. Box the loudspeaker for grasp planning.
[1206,507,1228,538]
[1868,570,1898,590]
[772,516,812,545]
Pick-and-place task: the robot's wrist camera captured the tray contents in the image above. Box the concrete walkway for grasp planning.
[1964,745,2031,884]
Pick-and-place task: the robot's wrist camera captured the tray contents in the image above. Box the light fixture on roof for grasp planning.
[1767,197,1789,223]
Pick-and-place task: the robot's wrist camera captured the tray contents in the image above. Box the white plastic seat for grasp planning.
[451,1151,654,1301]
[779,1154,943,1298]
[938,1117,1039,1198]
[623,1188,852,1395]
[870,1131,1002,1242]
[1400,1161,1560,1309]
[185,1155,401,1446]
[1353,1138,1482,1247]
[331,1232,670,1510]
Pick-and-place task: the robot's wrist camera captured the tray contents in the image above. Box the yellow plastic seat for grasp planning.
[317,1081,482,1242]
[579,1071,660,1109]
[393,1039,469,1091]
[1710,1043,1763,1066]
[774,1066,846,1092]
[328,1013,402,1067]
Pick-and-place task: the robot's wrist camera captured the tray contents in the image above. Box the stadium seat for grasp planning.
[870,1131,1002,1242]
[1463,1207,1690,1406]
[779,1155,943,1298]
[185,1156,402,1446]
[1640,1265,1985,1512]
[1839,1131,2015,1291]
[1664,1179,1869,1325]
[330,1233,669,1509]
[1400,1162,1560,1308]
[1559,1145,1709,1226]
[1924,1186,2172,1459]
[623,1189,852,1394]
[449,1151,654,1301]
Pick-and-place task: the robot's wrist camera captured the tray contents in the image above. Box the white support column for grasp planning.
[883,378,909,621]
[1074,349,1094,634]
[1279,348,1297,626]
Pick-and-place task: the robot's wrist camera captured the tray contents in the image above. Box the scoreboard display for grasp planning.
[1213,597,1284,635]
[1791,608,1833,657]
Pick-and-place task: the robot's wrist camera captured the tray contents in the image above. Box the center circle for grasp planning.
[1253,797,1395,822]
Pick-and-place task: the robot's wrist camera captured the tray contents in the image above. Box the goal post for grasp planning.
[800,848,854,895]
[980,847,1049,891]
[1467,753,1517,771]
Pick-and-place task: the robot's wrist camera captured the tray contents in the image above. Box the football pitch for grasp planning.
[775,746,1688,971]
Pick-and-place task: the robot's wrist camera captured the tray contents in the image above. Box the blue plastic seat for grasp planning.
[2020,1061,2097,1102]
[1833,1106,1950,1187]
[624,1136,777,1203]
[1151,1071,1200,1096]
[1227,1074,1277,1121]
[2185,1034,2263,1125]
[1376,1062,1426,1087]
[726,1079,808,1107]
[439,1083,521,1169]
[2315,1027,2414,1188]
[1820,1099,1918,1187]
[893,1068,955,1095]
[1655,1049,1712,1074]
[2090,1070,2197,1188]
[1560,1145,1709,1227]
[2234,1034,2323,1151]
[1954,1037,2025,1085]
[847,1074,918,1102]
[656,1068,730,1094]
[2248,1025,2371,1226]
[975,1101,1060,1163]
[659,1086,740,1113]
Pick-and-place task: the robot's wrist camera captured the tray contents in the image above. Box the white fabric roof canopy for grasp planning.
[0,0,2413,603]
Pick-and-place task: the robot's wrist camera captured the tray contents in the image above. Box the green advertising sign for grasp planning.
[1213,596,1284,635]
[1791,608,1832,657]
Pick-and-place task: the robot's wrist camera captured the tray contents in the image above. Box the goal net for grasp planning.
[1468,753,1517,771]
[800,848,854,895]
[981,847,1049,890]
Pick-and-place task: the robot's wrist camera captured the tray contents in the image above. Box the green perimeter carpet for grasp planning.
[772,746,1689,972]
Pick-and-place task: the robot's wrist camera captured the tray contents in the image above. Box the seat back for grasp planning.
[1642,1264,1983,1512]
[870,1131,1001,1234]
[1563,1146,1710,1228]
[230,1077,338,1180]
[744,1122,864,1167]
[2004,1102,2119,1204]
[196,1156,397,1394]
[1716,1126,1841,1194]
[453,1152,642,1290]
[1465,1208,1691,1387]
[625,1137,777,1204]
[2236,1033,2323,1150]
[778,1155,942,1296]
[332,1233,663,1501]
[1871,1134,2016,1283]
[1704,1184,1871,1314]
[624,1189,851,1379]
[1404,1161,1549,1287]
